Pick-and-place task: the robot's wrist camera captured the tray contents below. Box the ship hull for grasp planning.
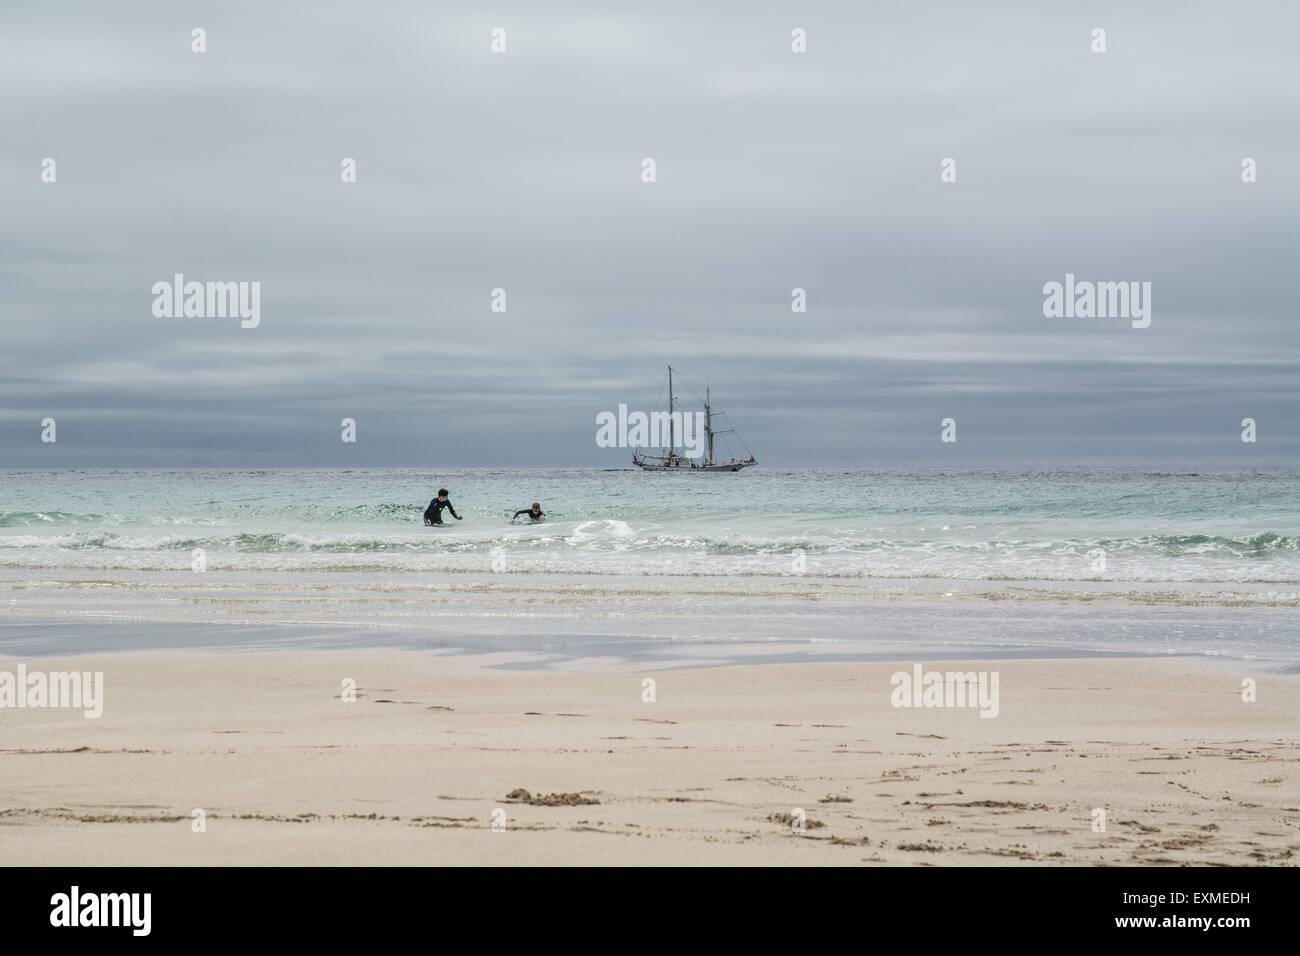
[633,458,755,472]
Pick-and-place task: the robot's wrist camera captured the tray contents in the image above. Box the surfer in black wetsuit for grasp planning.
[424,488,463,525]
[512,502,546,522]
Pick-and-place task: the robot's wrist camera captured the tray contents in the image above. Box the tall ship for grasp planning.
[632,366,757,472]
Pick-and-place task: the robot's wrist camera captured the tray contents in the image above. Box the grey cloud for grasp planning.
[1,1,1295,465]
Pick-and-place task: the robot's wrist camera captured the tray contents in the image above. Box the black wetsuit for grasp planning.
[513,508,544,521]
[425,498,460,524]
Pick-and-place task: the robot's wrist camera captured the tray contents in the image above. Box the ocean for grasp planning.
[2,467,1297,666]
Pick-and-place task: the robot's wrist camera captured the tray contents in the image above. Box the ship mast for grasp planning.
[668,365,675,458]
[705,386,714,465]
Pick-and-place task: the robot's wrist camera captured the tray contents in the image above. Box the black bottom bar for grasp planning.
[1,866,1283,942]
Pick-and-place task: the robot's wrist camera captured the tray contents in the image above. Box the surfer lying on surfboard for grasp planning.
[424,489,463,525]
[512,502,546,522]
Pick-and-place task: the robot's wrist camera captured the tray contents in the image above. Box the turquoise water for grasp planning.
[2,467,1297,584]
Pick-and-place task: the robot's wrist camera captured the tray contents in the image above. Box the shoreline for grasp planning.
[4,569,1298,668]
[1,621,1296,674]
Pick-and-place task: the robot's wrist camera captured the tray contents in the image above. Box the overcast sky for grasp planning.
[2,1,1296,466]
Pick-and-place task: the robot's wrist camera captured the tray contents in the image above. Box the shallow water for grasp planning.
[3,467,1297,583]
[3,468,1296,666]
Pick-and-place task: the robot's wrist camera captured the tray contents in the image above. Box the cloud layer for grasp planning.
[2,1,1296,465]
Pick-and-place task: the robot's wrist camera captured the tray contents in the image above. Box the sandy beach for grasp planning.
[2,649,1296,866]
